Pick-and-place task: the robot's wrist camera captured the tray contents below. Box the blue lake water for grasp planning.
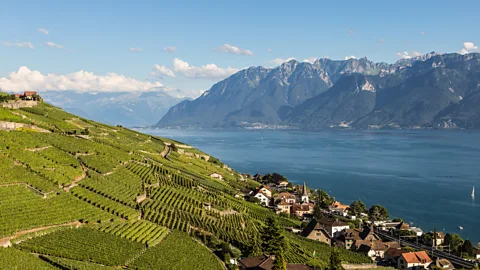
[139,128,480,244]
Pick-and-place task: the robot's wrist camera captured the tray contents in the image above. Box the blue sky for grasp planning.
[1,0,479,98]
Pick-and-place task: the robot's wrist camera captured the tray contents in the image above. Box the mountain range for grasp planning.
[157,52,480,129]
[40,89,187,127]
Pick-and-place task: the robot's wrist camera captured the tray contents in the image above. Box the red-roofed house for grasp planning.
[275,192,296,204]
[397,251,432,269]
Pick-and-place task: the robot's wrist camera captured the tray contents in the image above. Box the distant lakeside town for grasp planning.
[230,171,480,269]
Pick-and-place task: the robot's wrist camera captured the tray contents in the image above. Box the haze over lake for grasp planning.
[140,128,480,243]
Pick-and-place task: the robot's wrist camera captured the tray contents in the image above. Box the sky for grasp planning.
[0,0,479,98]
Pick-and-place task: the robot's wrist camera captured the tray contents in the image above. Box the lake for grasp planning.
[138,128,480,244]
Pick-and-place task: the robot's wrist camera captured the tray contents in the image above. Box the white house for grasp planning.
[476,249,480,260]
[210,173,223,181]
[397,251,432,270]
[317,218,350,238]
[258,185,272,198]
[254,191,270,205]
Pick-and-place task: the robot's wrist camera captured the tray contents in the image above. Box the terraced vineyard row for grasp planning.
[16,228,145,266]
[0,186,113,238]
[97,220,169,246]
[70,186,139,220]
[79,168,143,207]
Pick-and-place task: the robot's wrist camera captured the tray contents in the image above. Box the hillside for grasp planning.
[158,52,480,129]
[0,100,371,269]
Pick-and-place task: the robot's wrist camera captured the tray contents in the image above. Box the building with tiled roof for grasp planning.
[384,248,408,265]
[435,258,455,270]
[274,192,296,204]
[301,219,332,245]
[313,217,350,238]
[397,251,432,269]
[238,255,311,270]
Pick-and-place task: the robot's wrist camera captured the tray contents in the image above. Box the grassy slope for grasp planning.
[0,102,370,268]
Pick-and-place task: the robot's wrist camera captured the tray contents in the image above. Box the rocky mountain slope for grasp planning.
[158,52,480,129]
[156,57,393,128]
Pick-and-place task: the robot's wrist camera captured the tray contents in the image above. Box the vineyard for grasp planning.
[16,228,145,266]
[131,231,224,270]
[0,101,371,269]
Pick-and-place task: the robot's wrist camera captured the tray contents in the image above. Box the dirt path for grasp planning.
[64,164,87,192]
[25,146,51,152]
[0,221,81,247]
[160,145,170,158]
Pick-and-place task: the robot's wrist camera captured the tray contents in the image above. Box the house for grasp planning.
[329,201,350,217]
[476,248,480,260]
[275,192,296,204]
[276,200,291,215]
[15,91,38,100]
[384,248,408,265]
[258,185,273,198]
[210,173,224,180]
[435,258,455,270]
[408,227,423,237]
[337,226,379,250]
[238,255,311,270]
[431,231,445,246]
[277,180,289,191]
[291,202,314,217]
[316,217,350,238]
[354,240,399,260]
[301,219,332,245]
[254,191,270,205]
[397,251,432,270]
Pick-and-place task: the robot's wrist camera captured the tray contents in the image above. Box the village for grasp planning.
[233,172,480,270]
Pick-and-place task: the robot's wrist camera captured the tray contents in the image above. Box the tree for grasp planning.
[314,189,334,208]
[328,247,344,270]
[170,143,178,152]
[368,205,389,221]
[261,217,287,254]
[392,218,403,222]
[421,233,432,245]
[272,249,287,270]
[462,240,474,257]
[349,200,367,216]
[313,204,324,220]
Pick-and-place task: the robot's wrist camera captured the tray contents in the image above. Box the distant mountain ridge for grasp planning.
[41,89,187,127]
[157,52,480,129]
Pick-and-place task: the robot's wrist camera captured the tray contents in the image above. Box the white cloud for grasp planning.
[173,58,239,79]
[464,42,478,51]
[344,55,356,60]
[46,42,64,49]
[214,44,254,56]
[129,47,143,52]
[151,64,176,78]
[459,41,478,55]
[164,46,176,53]
[0,66,164,93]
[459,48,469,55]
[270,57,295,66]
[396,51,422,59]
[38,28,49,35]
[3,41,34,49]
[303,57,318,64]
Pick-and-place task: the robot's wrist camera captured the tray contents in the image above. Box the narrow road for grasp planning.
[377,230,476,269]
[0,221,81,247]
